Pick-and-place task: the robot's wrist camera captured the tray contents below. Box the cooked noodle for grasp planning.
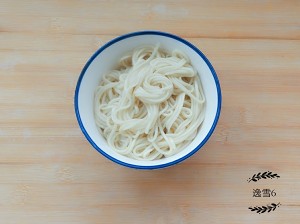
[94,45,205,160]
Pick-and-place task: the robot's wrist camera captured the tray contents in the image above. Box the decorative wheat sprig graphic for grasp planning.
[247,171,280,183]
[249,203,280,214]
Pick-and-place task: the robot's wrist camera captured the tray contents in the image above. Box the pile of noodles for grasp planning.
[94,45,205,160]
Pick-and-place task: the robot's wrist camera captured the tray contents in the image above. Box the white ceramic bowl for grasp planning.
[75,31,221,169]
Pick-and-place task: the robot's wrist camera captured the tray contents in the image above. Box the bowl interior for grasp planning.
[76,33,220,168]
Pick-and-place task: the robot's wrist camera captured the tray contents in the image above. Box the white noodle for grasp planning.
[94,45,205,160]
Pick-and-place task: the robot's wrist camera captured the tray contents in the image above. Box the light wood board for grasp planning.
[1,0,300,223]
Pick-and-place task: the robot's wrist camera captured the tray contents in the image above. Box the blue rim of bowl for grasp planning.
[74,30,222,170]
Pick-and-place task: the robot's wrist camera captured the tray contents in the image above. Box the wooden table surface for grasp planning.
[1,1,300,223]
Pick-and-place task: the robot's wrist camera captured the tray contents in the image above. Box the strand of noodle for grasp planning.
[165,92,185,132]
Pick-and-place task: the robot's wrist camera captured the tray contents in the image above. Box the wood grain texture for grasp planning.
[0,0,300,223]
